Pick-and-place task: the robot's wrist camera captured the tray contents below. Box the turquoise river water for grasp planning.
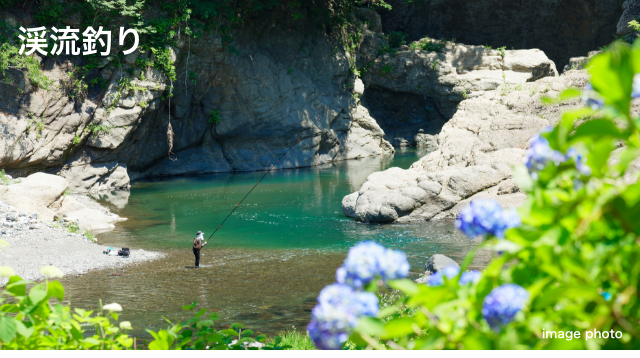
[59,148,490,337]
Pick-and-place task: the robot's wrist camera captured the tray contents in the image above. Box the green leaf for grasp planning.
[558,87,582,101]
[47,280,64,301]
[230,323,243,330]
[148,339,170,350]
[622,181,640,206]
[491,239,523,254]
[83,337,101,346]
[387,279,419,295]
[589,43,633,118]
[6,276,29,297]
[28,285,47,305]
[240,329,254,337]
[382,317,418,339]
[353,316,386,336]
[0,316,18,343]
[570,119,624,142]
[219,329,239,336]
[196,320,214,329]
[15,321,34,339]
[182,301,198,311]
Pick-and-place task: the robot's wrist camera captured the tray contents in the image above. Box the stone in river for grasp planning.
[425,254,460,273]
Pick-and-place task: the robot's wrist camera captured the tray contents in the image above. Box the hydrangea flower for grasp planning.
[582,83,604,110]
[459,270,482,285]
[0,266,16,278]
[566,148,592,176]
[119,321,132,330]
[524,132,567,179]
[455,199,521,239]
[336,241,410,288]
[482,284,529,330]
[308,284,379,350]
[632,74,640,99]
[426,266,460,286]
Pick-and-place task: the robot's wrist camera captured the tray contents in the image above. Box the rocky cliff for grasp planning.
[377,0,623,70]
[342,67,590,223]
[1,2,631,197]
[0,8,394,192]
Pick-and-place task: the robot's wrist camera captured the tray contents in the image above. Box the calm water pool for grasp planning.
[59,148,491,337]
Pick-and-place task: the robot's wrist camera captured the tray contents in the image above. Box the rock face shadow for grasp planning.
[361,87,447,146]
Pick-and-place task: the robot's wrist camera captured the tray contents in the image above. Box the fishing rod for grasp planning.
[204,137,301,244]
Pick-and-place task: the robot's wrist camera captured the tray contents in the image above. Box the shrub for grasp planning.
[387,31,406,48]
[208,110,221,124]
[307,39,640,350]
[420,38,446,53]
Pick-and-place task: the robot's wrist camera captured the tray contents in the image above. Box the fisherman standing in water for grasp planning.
[193,231,207,268]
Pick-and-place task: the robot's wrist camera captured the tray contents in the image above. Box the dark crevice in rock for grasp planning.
[361,86,447,145]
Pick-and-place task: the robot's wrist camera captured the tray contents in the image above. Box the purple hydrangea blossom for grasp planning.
[582,83,604,110]
[566,148,592,176]
[524,132,567,179]
[336,241,410,288]
[426,266,460,286]
[455,199,521,239]
[482,284,529,330]
[459,270,482,285]
[308,283,379,350]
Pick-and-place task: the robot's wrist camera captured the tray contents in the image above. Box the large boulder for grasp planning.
[425,254,460,273]
[343,68,590,222]
[362,43,558,120]
[62,207,126,233]
[617,0,640,37]
[0,173,68,221]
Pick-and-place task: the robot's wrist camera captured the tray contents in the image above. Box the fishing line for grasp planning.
[205,137,301,243]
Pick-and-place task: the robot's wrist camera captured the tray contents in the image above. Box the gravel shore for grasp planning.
[1,196,164,287]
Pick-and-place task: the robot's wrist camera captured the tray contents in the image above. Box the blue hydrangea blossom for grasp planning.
[632,74,640,99]
[336,241,410,288]
[455,199,521,239]
[581,83,605,110]
[482,284,529,330]
[426,266,460,286]
[459,270,482,285]
[524,132,567,179]
[307,283,379,350]
[566,148,592,176]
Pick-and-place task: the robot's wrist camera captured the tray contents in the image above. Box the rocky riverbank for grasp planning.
[342,65,590,223]
[0,173,163,287]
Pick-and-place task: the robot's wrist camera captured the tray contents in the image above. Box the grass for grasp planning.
[269,329,316,350]
[84,229,96,242]
[0,169,13,185]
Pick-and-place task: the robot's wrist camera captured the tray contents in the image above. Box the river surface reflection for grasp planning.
[59,148,492,337]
